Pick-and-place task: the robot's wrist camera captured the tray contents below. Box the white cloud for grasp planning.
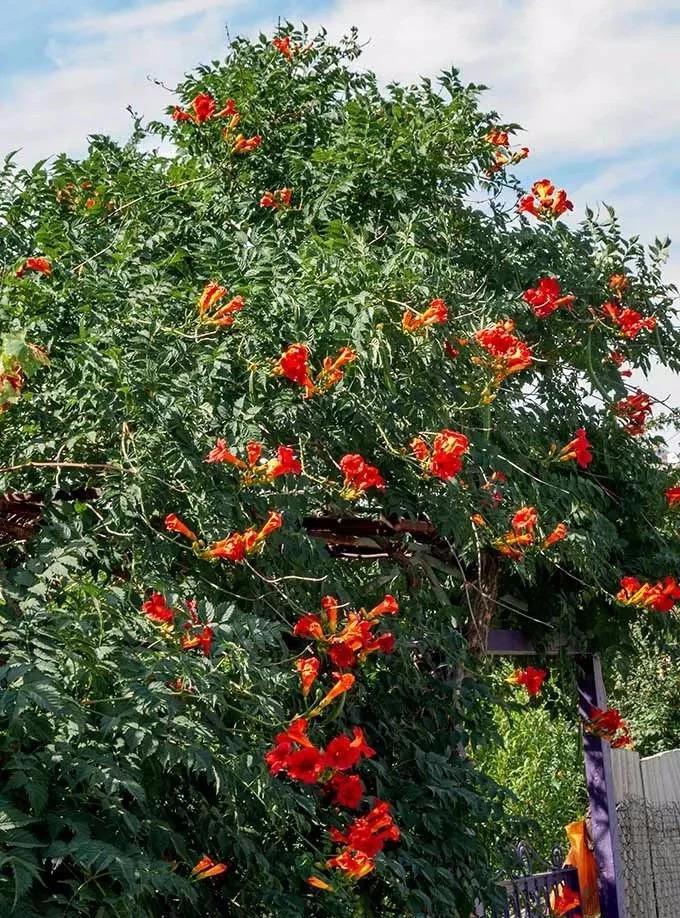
[320,0,680,158]
[62,0,238,36]
[1,1,245,164]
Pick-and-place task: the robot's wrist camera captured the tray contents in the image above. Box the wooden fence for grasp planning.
[611,748,680,918]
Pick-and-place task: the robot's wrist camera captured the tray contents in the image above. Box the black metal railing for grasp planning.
[477,842,581,917]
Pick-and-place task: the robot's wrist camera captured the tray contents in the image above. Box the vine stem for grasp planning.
[0,460,129,475]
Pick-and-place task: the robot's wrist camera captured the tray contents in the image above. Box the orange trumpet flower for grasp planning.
[308,672,355,717]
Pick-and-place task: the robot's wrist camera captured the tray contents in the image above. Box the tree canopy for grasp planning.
[0,23,679,917]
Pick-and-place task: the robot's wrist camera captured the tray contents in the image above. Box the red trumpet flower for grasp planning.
[613,390,653,435]
[339,454,385,498]
[191,855,229,880]
[665,486,680,507]
[260,188,293,209]
[197,282,245,327]
[518,179,573,219]
[617,575,680,613]
[474,320,533,389]
[16,256,52,278]
[552,886,582,916]
[141,592,174,625]
[523,277,575,318]
[556,428,593,469]
[402,298,448,333]
[409,429,469,481]
[602,302,656,339]
[164,513,198,542]
[507,666,548,697]
[203,511,283,563]
[173,94,238,124]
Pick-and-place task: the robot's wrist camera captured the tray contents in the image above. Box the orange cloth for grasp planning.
[563,820,601,917]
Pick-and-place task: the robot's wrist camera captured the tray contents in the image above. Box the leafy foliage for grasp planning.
[476,669,588,860]
[0,22,679,916]
[608,621,680,756]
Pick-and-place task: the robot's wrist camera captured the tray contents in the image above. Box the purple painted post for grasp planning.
[576,654,626,918]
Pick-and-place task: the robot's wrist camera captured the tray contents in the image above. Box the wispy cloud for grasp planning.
[2,1,250,163]
[62,0,241,36]
[318,0,680,158]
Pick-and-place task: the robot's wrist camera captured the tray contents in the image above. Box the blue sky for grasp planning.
[3,0,679,445]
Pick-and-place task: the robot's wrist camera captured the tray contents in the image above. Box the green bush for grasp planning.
[608,621,680,756]
[476,673,587,861]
